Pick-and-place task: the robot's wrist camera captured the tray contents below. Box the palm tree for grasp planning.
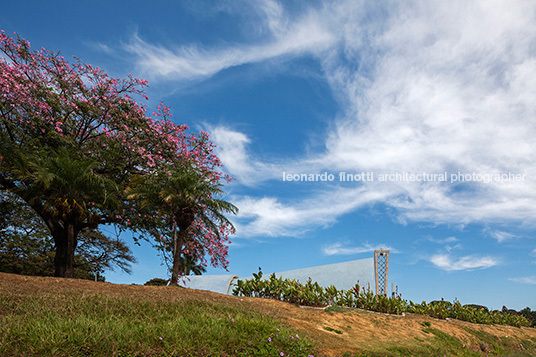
[126,165,237,284]
[177,253,207,276]
[4,146,119,277]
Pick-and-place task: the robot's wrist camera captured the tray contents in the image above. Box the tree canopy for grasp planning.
[126,166,237,284]
[0,191,134,280]
[0,31,236,279]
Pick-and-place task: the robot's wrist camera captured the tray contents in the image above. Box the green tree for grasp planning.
[11,148,120,277]
[0,191,135,280]
[178,253,207,276]
[1,32,231,278]
[157,246,207,277]
[76,229,136,281]
[0,33,148,277]
[144,278,168,286]
[127,166,237,284]
[0,192,55,276]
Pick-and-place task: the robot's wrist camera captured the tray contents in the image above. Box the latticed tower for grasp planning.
[374,250,389,296]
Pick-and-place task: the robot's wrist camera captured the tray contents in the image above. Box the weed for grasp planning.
[323,326,343,334]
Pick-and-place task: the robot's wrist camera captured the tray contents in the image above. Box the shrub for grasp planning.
[233,270,531,328]
[144,278,169,286]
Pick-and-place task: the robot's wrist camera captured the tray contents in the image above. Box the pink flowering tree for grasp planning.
[0,32,235,278]
[124,108,237,284]
[126,165,237,284]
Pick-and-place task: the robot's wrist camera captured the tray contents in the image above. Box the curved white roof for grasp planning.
[178,257,375,295]
[178,274,239,295]
[267,257,375,291]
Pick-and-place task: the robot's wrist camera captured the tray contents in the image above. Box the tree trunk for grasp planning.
[170,225,187,285]
[52,222,79,278]
[172,219,177,262]
[28,202,84,279]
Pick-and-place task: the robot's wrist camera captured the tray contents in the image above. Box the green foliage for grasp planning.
[407,299,530,327]
[464,303,489,312]
[76,229,136,277]
[144,278,168,286]
[126,166,237,284]
[0,191,135,281]
[519,307,536,327]
[177,254,207,276]
[233,270,531,328]
[1,33,235,279]
[323,326,343,334]
[233,271,407,315]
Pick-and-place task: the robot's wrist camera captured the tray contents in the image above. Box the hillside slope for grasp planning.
[0,273,535,356]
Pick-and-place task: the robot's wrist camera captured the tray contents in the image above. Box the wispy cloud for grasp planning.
[322,242,396,256]
[320,0,536,226]
[509,276,536,285]
[427,236,459,244]
[210,1,536,237]
[89,42,115,55]
[422,236,462,253]
[430,254,499,271]
[486,230,517,243]
[119,0,536,238]
[209,126,281,186]
[231,186,394,237]
[124,1,336,81]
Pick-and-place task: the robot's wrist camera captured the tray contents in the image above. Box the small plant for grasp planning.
[144,278,168,286]
[323,326,343,334]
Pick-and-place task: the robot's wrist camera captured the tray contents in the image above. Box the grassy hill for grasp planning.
[0,272,535,356]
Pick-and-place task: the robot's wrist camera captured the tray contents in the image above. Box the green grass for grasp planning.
[388,326,536,357]
[387,327,477,357]
[0,293,314,356]
[324,305,347,314]
[323,326,343,335]
[463,327,536,356]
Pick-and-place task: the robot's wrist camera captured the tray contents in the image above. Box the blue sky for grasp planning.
[2,0,535,310]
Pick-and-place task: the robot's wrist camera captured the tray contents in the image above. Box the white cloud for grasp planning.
[231,185,394,237]
[320,0,536,226]
[322,242,396,256]
[427,236,459,244]
[220,1,536,236]
[209,125,338,185]
[90,42,115,55]
[124,1,336,80]
[430,254,499,271]
[120,1,536,238]
[209,126,279,186]
[509,276,536,285]
[444,244,463,253]
[487,230,517,243]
